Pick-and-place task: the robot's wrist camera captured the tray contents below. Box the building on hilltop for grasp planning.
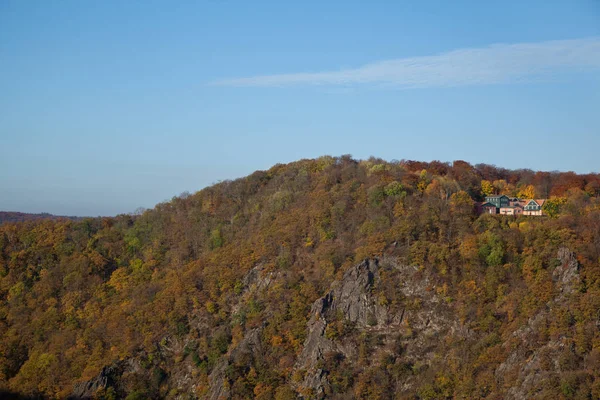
[500,204,524,216]
[480,202,499,214]
[478,195,546,216]
[485,195,510,209]
[522,199,545,216]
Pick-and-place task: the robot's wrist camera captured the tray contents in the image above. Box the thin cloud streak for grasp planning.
[212,37,600,88]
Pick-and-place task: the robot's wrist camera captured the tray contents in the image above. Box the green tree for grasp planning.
[543,197,567,218]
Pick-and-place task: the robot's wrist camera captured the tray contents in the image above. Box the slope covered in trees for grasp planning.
[1,156,600,399]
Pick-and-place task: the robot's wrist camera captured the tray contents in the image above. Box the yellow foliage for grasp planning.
[270,335,283,347]
[517,184,536,199]
[107,267,129,292]
[518,221,530,232]
[205,300,217,314]
[481,180,494,196]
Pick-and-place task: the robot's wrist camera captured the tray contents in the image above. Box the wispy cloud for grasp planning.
[212,37,600,88]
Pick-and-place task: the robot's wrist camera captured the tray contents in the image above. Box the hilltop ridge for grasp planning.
[0,212,83,225]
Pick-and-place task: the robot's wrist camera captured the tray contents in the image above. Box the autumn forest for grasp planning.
[2,156,600,399]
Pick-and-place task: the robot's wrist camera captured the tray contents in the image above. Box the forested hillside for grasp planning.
[1,156,600,399]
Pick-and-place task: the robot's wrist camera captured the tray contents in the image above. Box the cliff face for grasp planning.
[294,258,459,398]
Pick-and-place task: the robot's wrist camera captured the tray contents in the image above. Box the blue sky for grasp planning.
[1,1,599,216]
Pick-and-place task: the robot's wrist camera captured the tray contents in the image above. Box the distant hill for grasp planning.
[0,211,83,225]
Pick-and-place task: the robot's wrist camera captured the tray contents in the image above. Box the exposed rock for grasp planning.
[207,327,264,400]
[70,363,125,399]
[204,264,275,399]
[554,247,580,295]
[295,258,459,398]
[242,263,278,292]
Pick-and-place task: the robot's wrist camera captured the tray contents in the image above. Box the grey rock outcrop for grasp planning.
[207,327,264,400]
[205,263,276,400]
[295,258,459,398]
[70,363,124,399]
[554,247,580,295]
